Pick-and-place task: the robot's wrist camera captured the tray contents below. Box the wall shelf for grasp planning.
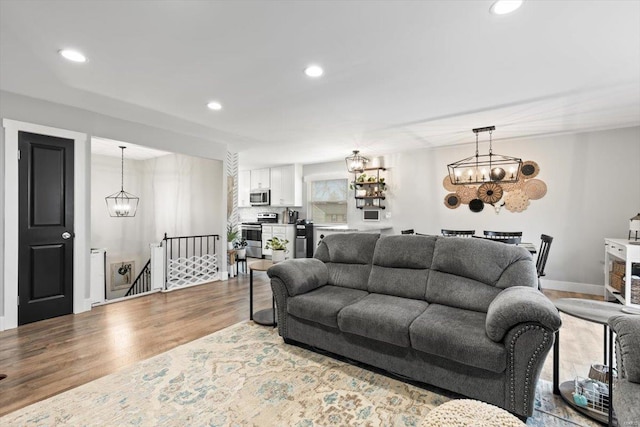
[352,167,387,210]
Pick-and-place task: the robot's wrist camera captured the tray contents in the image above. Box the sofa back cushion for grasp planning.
[367,235,436,299]
[426,237,536,312]
[314,233,380,290]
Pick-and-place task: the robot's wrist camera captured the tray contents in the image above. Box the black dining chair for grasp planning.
[441,229,475,237]
[483,231,523,244]
[536,234,553,290]
[401,229,415,235]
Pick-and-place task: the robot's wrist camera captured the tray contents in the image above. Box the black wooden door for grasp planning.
[18,131,74,325]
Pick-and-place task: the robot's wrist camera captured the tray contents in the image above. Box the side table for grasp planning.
[249,260,276,326]
[553,298,627,426]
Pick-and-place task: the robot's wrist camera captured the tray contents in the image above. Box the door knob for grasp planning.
[62,232,72,240]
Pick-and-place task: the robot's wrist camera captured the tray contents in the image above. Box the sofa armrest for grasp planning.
[608,314,640,383]
[267,258,328,297]
[486,286,561,342]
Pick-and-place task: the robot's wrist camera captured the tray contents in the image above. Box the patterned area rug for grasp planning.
[1,322,599,426]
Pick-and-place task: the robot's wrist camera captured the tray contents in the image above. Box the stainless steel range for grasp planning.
[241,212,278,258]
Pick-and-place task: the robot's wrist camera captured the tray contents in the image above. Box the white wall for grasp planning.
[1,91,228,326]
[303,126,640,290]
[91,153,225,299]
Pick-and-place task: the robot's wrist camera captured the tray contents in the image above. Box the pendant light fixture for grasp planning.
[345,150,369,173]
[105,146,139,217]
[447,126,522,186]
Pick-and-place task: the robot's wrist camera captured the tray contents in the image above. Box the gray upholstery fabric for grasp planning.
[609,314,640,383]
[314,233,379,264]
[371,235,436,269]
[410,304,506,373]
[325,263,372,290]
[612,379,640,426]
[338,294,428,347]
[267,258,328,297]
[494,259,538,290]
[367,235,434,299]
[425,270,502,312]
[431,237,533,287]
[287,285,368,328]
[485,287,562,342]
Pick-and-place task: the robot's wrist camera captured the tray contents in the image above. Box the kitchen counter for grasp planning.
[314,225,393,232]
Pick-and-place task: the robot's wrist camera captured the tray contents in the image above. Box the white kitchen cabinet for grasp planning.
[270,164,302,207]
[262,224,295,259]
[250,168,270,189]
[238,170,251,207]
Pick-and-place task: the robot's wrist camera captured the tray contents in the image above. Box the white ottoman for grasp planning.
[424,399,526,427]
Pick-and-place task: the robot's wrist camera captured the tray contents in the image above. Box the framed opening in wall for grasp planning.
[308,178,348,224]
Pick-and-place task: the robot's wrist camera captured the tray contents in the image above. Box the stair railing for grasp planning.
[125,259,151,297]
[163,233,220,290]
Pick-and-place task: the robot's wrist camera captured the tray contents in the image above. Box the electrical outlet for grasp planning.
[385,212,392,219]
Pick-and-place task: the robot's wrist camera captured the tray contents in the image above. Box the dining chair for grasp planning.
[536,234,553,290]
[401,229,415,235]
[441,229,475,237]
[483,230,522,244]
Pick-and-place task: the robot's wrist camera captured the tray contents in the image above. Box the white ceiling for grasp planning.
[1,1,639,168]
[91,137,171,160]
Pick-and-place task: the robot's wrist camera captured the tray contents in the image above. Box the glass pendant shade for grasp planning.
[447,126,522,185]
[345,150,369,173]
[105,146,139,217]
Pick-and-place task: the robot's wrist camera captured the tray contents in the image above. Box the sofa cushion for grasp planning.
[315,233,380,291]
[409,304,506,373]
[287,285,368,328]
[315,233,380,264]
[337,294,428,347]
[431,237,533,286]
[426,238,536,312]
[367,235,435,299]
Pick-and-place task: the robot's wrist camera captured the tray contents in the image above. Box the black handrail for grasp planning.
[163,233,220,287]
[125,259,151,297]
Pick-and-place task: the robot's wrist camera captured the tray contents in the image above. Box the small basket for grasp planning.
[574,376,610,415]
[612,260,626,276]
[588,364,617,383]
[621,276,640,304]
[610,272,624,292]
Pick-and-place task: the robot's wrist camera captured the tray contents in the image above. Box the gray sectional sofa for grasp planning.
[267,233,562,417]
[608,314,640,425]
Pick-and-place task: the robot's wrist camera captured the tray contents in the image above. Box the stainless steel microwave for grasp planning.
[250,189,270,206]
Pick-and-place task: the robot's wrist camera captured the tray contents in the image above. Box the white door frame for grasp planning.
[2,119,90,330]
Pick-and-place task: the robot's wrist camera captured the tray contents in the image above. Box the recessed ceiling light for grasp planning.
[304,65,324,78]
[490,0,523,15]
[58,49,87,63]
[207,101,222,111]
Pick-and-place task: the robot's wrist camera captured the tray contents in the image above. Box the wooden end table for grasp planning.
[249,260,276,326]
[553,298,627,426]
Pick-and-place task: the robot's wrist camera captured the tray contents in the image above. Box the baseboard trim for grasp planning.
[541,279,604,296]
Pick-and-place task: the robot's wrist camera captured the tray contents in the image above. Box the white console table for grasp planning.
[604,238,640,310]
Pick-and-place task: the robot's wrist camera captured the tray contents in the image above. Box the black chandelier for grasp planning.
[105,146,139,217]
[345,150,369,173]
[447,126,522,186]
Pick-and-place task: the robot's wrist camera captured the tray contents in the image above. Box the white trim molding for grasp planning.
[2,119,90,330]
[541,279,604,296]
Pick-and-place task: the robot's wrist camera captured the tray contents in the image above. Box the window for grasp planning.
[308,178,348,224]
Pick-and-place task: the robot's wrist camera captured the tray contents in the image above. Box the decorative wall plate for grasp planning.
[469,199,484,212]
[456,185,478,204]
[444,193,461,209]
[477,182,504,204]
[520,161,540,179]
[443,176,458,192]
[523,179,547,200]
[504,190,530,213]
[501,180,524,192]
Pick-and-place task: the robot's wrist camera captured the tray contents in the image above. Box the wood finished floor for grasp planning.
[0,277,604,417]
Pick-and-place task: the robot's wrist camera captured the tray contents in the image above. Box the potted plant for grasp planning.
[227,224,239,251]
[233,237,247,259]
[265,236,289,263]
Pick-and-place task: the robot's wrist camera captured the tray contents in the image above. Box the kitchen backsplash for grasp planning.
[238,206,305,223]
